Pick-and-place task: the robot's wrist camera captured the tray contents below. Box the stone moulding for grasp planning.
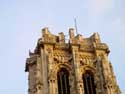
[25,27,121,94]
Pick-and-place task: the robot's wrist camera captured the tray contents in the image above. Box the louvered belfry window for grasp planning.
[57,68,70,94]
[83,71,96,94]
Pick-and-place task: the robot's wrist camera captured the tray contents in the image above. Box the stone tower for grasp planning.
[25,27,121,94]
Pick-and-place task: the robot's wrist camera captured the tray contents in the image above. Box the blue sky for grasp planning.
[0,0,124,94]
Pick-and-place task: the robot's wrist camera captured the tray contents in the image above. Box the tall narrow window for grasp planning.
[57,68,70,94]
[83,71,96,94]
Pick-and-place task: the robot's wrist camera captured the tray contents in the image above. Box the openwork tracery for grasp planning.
[57,68,70,94]
[83,71,96,94]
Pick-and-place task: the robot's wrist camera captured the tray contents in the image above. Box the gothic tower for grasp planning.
[25,27,121,94]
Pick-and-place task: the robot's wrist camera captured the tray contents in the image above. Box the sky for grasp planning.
[0,0,125,94]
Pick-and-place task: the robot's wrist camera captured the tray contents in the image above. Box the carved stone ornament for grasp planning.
[25,27,121,94]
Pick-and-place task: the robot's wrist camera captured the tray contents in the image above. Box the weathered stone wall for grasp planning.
[25,27,121,94]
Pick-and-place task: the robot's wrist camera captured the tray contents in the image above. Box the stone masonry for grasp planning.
[25,27,121,94]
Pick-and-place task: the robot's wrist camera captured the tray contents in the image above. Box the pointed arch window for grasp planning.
[83,71,96,94]
[57,68,70,94]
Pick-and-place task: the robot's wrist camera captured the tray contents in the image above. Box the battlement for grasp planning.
[25,27,121,94]
[34,27,109,54]
[40,27,101,44]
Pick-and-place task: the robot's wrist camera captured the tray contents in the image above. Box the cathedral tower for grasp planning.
[25,27,121,94]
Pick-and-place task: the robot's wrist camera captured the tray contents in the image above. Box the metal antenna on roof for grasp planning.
[74,18,78,35]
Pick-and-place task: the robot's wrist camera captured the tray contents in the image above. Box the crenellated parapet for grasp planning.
[34,27,109,54]
[25,27,121,94]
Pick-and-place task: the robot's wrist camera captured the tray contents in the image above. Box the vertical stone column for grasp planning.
[69,63,76,94]
[28,64,36,94]
[94,47,109,94]
[49,80,53,94]
[71,46,81,94]
[46,45,57,94]
[54,79,58,94]
[101,55,110,94]
[102,54,121,94]
[36,56,42,94]
[101,54,115,94]
[79,83,83,94]
[26,56,37,94]
[96,58,106,94]
[40,46,49,94]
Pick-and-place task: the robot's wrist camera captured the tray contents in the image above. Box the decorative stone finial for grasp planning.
[42,27,49,36]
[69,28,75,39]
[58,32,65,43]
[93,32,101,43]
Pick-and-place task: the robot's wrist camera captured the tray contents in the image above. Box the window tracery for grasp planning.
[57,68,70,94]
[83,71,96,94]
